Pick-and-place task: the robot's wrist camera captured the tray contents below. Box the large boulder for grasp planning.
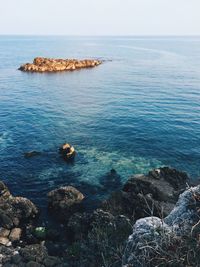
[47,186,85,222]
[0,181,38,230]
[122,185,200,267]
[102,167,189,220]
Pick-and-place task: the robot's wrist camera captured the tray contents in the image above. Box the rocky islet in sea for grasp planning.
[1,167,199,266]
[19,57,102,72]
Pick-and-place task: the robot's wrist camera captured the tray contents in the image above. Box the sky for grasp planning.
[0,0,200,36]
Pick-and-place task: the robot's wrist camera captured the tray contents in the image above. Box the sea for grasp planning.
[0,36,200,211]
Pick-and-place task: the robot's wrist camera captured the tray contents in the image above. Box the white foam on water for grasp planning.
[0,132,12,150]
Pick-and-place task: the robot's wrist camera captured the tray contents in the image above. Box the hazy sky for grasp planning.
[0,0,200,35]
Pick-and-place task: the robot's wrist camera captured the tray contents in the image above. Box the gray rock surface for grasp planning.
[122,185,200,267]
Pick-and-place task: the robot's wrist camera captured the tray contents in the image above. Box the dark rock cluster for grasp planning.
[102,167,188,220]
[0,167,190,266]
[0,244,63,267]
[0,181,38,233]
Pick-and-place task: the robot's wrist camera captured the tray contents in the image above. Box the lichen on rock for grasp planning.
[122,185,200,267]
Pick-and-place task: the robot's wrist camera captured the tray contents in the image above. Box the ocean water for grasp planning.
[0,36,200,210]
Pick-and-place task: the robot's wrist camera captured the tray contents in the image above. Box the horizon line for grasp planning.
[0,34,200,37]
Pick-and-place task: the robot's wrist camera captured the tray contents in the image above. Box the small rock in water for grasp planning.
[24,151,41,158]
[59,143,76,161]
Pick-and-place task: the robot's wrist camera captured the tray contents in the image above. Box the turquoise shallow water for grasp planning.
[0,36,200,209]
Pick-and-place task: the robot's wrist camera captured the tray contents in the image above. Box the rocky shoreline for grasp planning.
[1,167,200,266]
[18,57,102,72]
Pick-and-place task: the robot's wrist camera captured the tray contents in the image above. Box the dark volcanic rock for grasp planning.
[47,186,85,222]
[148,166,188,190]
[102,167,189,220]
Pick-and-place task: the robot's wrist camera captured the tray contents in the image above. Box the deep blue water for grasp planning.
[0,36,200,210]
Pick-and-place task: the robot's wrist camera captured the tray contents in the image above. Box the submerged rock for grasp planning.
[100,169,122,190]
[19,57,102,72]
[102,167,188,220]
[47,186,85,222]
[24,151,41,158]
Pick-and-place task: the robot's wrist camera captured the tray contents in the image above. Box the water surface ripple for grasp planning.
[0,36,200,209]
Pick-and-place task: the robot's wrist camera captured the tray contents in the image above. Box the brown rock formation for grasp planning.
[47,186,85,222]
[19,57,102,72]
[0,181,38,229]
